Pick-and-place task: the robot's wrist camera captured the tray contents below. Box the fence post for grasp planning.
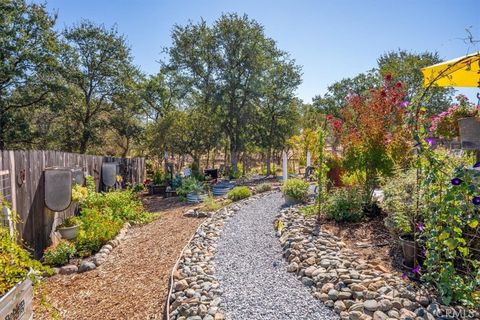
[8,151,17,213]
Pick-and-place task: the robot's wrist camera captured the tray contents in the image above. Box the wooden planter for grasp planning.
[458,117,480,150]
[148,184,167,196]
[0,277,33,320]
[399,234,419,268]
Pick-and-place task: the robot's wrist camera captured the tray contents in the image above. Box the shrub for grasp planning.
[380,168,423,235]
[227,186,252,201]
[282,178,309,201]
[201,195,221,212]
[130,183,146,193]
[0,227,52,296]
[255,183,272,193]
[43,240,76,266]
[74,207,123,255]
[325,187,363,222]
[152,170,166,185]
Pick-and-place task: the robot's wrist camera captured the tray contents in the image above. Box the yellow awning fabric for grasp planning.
[421,51,480,88]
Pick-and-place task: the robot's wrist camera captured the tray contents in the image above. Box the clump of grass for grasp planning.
[299,205,317,216]
[255,183,272,193]
[202,195,222,212]
[227,186,252,201]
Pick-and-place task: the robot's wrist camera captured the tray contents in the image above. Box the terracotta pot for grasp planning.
[458,117,480,150]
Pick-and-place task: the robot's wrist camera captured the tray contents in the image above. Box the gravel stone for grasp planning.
[215,192,338,319]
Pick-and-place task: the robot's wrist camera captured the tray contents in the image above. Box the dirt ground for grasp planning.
[320,214,402,274]
[34,195,204,320]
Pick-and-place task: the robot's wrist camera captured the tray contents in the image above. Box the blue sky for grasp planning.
[41,0,479,103]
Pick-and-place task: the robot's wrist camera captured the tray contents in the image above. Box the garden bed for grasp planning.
[33,196,207,320]
[276,206,480,320]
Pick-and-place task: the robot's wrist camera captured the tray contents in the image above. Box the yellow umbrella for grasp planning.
[421,51,480,88]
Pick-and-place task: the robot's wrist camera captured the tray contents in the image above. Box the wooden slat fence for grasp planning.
[0,150,145,258]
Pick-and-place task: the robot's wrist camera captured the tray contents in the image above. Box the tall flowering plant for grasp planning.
[429,95,479,139]
[339,75,412,203]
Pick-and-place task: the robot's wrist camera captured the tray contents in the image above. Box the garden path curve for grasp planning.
[215,191,338,320]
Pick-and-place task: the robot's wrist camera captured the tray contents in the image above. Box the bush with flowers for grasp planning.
[336,74,412,204]
[429,94,479,139]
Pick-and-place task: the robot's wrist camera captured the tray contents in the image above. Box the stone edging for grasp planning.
[276,206,479,320]
[166,190,278,320]
[58,222,131,275]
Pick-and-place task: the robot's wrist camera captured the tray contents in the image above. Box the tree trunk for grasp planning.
[206,150,210,169]
[231,149,239,176]
[266,148,272,176]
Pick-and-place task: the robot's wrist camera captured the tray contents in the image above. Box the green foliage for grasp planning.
[299,205,317,217]
[380,168,424,235]
[153,170,166,185]
[130,183,146,193]
[227,186,252,201]
[255,183,272,193]
[421,152,480,306]
[73,175,153,255]
[0,227,52,296]
[176,177,204,197]
[57,216,81,228]
[282,178,309,201]
[74,207,123,255]
[325,187,364,222]
[0,0,59,149]
[43,240,76,266]
[201,195,221,212]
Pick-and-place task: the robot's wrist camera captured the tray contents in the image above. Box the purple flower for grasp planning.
[412,265,421,274]
[400,101,409,108]
[451,178,463,186]
[472,196,480,205]
[473,161,480,168]
[425,138,435,146]
[402,272,408,280]
[416,223,426,232]
[420,249,427,256]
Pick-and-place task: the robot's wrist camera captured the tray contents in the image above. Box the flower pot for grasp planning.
[57,225,80,240]
[0,275,33,320]
[186,193,204,204]
[399,234,419,268]
[284,195,301,206]
[458,117,480,150]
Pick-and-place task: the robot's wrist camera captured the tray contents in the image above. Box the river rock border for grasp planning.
[167,191,277,320]
[58,222,131,275]
[275,207,479,320]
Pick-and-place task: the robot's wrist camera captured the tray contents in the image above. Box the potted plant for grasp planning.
[148,170,167,195]
[176,177,206,203]
[282,178,310,205]
[57,216,81,240]
[430,95,480,148]
[380,168,424,268]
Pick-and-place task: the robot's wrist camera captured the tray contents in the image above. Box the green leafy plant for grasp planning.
[74,207,123,255]
[130,183,146,193]
[152,170,166,185]
[176,177,204,197]
[380,167,424,235]
[325,187,364,222]
[299,205,317,217]
[255,183,272,193]
[282,178,309,201]
[0,227,52,296]
[57,216,81,228]
[43,240,77,266]
[227,186,252,201]
[201,195,222,212]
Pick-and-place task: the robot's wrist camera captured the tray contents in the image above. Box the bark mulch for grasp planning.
[34,196,204,320]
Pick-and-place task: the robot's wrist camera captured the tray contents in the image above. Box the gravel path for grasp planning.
[215,191,339,320]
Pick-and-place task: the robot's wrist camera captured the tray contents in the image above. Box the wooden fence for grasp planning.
[0,150,145,258]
